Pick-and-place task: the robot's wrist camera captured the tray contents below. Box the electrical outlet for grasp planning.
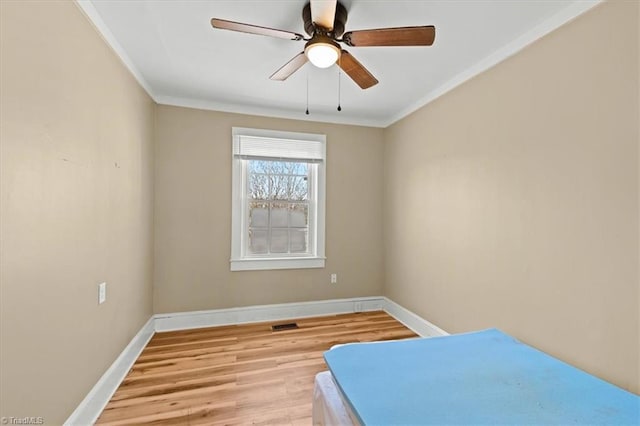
[354,302,363,313]
[330,273,337,284]
[98,282,107,304]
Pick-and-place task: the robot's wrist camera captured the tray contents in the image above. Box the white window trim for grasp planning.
[230,127,326,271]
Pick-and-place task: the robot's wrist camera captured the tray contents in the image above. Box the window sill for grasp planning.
[230,256,326,271]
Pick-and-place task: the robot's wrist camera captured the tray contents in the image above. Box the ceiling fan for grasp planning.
[211,0,435,90]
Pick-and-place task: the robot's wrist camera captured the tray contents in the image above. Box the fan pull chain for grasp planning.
[337,58,342,112]
[305,72,310,115]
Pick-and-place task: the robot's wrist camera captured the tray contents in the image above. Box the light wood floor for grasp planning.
[96,311,417,425]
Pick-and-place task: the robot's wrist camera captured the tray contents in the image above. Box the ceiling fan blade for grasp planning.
[211,18,304,41]
[310,0,337,30]
[338,50,378,90]
[343,26,436,47]
[270,52,308,81]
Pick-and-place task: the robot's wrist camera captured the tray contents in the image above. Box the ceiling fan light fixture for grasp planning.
[211,0,435,89]
[305,37,340,68]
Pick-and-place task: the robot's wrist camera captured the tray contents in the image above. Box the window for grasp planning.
[231,127,326,271]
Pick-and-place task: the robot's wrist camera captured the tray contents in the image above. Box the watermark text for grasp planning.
[1,417,45,425]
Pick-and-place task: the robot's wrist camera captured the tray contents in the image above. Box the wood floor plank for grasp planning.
[96,311,417,424]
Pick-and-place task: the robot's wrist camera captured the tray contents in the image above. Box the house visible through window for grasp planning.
[231,127,326,271]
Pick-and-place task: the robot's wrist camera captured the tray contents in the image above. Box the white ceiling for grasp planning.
[79,0,599,127]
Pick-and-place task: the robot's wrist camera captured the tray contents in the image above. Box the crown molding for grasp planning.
[382,0,602,127]
[76,0,601,129]
[74,0,158,101]
[155,95,386,128]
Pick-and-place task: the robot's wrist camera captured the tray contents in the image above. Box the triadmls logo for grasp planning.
[1,417,45,425]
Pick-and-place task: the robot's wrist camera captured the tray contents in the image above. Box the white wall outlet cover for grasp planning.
[330,274,337,284]
[98,282,107,304]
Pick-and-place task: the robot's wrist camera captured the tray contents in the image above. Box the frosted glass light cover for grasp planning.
[306,43,339,68]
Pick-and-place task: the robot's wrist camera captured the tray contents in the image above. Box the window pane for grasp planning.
[289,176,308,201]
[249,160,269,174]
[270,174,289,200]
[270,229,288,253]
[290,230,308,253]
[270,203,288,227]
[249,160,310,201]
[291,162,308,175]
[248,173,268,200]
[243,157,316,258]
[290,204,308,227]
[248,229,268,254]
[249,202,268,227]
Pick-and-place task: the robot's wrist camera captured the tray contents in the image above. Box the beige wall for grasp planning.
[0,1,154,424]
[153,106,384,313]
[1,0,638,423]
[383,0,639,393]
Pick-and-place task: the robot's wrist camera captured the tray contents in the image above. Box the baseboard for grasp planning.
[383,297,449,337]
[64,316,155,426]
[65,296,445,424]
[154,296,386,332]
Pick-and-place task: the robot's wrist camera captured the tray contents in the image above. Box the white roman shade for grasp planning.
[233,130,325,163]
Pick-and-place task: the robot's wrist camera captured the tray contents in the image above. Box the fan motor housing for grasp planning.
[303,1,348,38]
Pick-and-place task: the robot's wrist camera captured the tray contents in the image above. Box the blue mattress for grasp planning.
[324,329,639,425]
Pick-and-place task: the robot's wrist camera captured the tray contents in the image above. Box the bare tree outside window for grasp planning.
[247,160,310,255]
